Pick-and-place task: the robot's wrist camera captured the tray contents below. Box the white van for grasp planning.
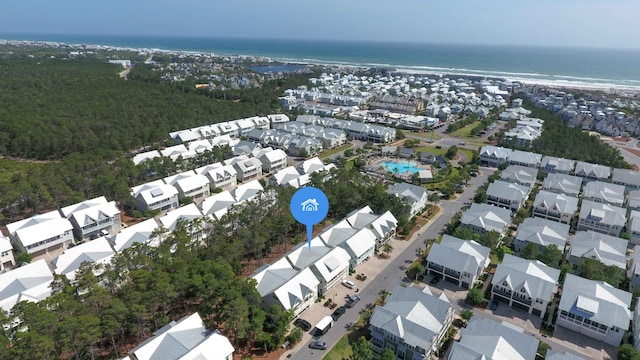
[342,279,356,289]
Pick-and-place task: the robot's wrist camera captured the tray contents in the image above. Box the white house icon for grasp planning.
[301,198,319,212]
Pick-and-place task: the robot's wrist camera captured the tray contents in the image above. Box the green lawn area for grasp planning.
[425,167,459,190]
[319,144,352,160]
[323,335,353,360]
[414,146,447,156]
[449,121,481,138]
[410,131,444,141]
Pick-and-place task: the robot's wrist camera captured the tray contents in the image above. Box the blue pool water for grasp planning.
[381,161,421,174]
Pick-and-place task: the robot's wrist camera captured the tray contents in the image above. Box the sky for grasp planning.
[1,0,639,50]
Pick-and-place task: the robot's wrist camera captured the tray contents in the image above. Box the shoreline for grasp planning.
[3,36,640,94]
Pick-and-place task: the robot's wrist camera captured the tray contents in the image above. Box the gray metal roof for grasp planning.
[542,173,582,196]
[427,235,490,275]
[559,274,632,330]
[515,217,569,249]
[533,191,579,215]
[578,200,626,227]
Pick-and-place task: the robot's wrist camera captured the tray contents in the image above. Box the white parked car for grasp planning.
[342,279,356,289]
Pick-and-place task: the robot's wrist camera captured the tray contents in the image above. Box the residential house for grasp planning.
[217,122,240,138]
[158,204,205,240]
[227,156,263,182]
[251,257,319,316]
[514,217,570,256]
[491,254,560,317]
[387,182,428,218]
[508,150,542,168]
[131,180,180,212]
[267,113,291,126]
[164,172,211,202]
[127,312,234,360]
[540,156,576,175]
[319,219,359,248]
[627,245,640,292]
[195,164,238,191]
[297,157,328,175]
[582,181,625,207]
[612,168,640,194]
[61,196,122,240]
[53,237,115,282]
[257,149,288,173]
[0,236,15,271]
[7,210,74,256]
[309,247,351,296]
[160,144,191,161]
[232,180,264,204]
[288,136,323,157]
[448,318,539,360]
[187,139,214,154]
[634,298,640,349]
[532,191,579,225]
[270,166,304,187]
[338,228,377,271]
[486,180,530,211]
[574,161,611,183]
[132,150,161,165]
[426,235,490,289]
[542,173,582,197]
[285,238,331,271]
[199,190,237,221]
[628,190,640,213]
[568,231,627,271]
[628,210,640,245]
[369,284,453,360]
[0,259,54,313]
[111,218,161,252]
[460,203,512,235]
[577,200,626,237]
[500,165,537,188]
[479,145,512,167]
[232,140,261,157]
[557,274,632,346]
[345,206,398,248]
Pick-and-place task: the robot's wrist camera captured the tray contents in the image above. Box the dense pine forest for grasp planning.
[0,57,311,221]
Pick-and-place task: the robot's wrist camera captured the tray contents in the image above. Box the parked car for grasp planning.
[429,275,441,286]
[294,318,312,331]
[356,273,367,281]
[342,279,356,289]
[489,299,499,311]
[331,306,346,321]
[309,341,327,350]
[345,295,360,308]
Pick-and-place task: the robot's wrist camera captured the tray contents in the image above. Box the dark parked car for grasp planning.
[429,275,441,286]
[345,295,360,308]
[331,306,346,321]
[309,341,327,350]
[294,318,312,331]
[489,299,499,311]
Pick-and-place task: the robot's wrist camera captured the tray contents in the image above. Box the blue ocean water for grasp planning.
[3,33,640,88]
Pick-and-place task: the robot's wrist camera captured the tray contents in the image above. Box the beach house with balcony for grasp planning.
[542,173,583,197]
[163,172,211,202]
[0,259,54,313]
[532,191,579,225]
[426,235,490,289]
[513,217,570,255]
[577,200,626,237]
[53,237,115,282]
[111,218,161,252]
[251,258,319,317]
[369,284,453,360]
[491,254,560,317]
[574,161,611,183]
[557,274,631,346]
[568,231,627,272]
[131,180,180,212]
[195,163,238,191]
[460,203,511,235]
[0,236,15,271]
[540,156,576,175]
[486,180,530,211]
[582,181,625,207]
[6,210,74,256]
[500,165,537,188]
[612,168,640,193]
[479,145,512,167]
[61,196,122,240]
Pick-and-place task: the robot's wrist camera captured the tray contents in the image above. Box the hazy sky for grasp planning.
[1,0,639,49]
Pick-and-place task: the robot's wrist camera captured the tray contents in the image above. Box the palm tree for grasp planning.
[382,243,393,258]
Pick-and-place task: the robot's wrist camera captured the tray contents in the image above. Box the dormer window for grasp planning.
[520,287,526,293]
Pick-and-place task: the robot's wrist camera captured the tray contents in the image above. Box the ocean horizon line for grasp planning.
[2,33,640,91]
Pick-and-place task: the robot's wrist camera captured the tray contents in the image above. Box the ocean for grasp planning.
[3,33,640,89]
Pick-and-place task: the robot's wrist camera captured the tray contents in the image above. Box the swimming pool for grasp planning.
[381,161,421,174]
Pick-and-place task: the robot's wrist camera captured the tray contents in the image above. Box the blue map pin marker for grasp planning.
[290,187,329,250]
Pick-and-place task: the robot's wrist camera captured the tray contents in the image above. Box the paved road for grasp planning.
[288,167,495,360]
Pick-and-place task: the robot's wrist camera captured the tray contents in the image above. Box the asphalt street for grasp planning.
[288,167,495,360]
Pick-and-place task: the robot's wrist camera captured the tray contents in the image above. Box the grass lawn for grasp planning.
[425,167,459,190]
[449,121,481,138]
[319,144,352,160]
[414,146,448,156]
[410,131,444,141]
[322,336,353,360]
[490,253,501,265]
